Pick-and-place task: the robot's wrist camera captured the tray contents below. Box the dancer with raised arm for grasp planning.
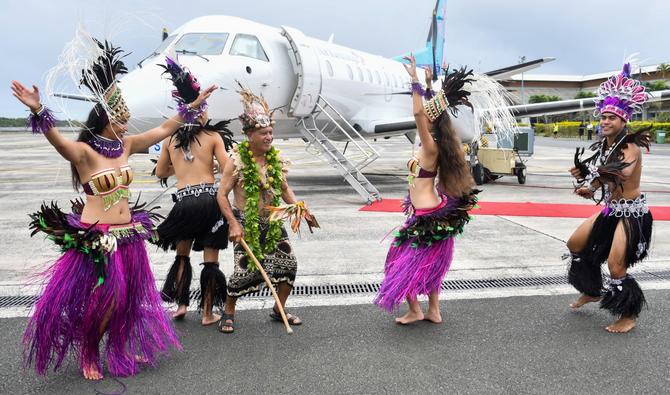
[13,34,215,380]
[374,56,479,324]
[155,57,234,326]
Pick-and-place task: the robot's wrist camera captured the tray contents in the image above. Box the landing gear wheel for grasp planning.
[516,166,527,184]
[473,163,484,186]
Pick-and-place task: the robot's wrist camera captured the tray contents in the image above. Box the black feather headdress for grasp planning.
[159,56,206,123]
[79,39,131,124]
[423,67,475,122]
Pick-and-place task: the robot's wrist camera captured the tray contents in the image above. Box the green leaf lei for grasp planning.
[238,141,283,269]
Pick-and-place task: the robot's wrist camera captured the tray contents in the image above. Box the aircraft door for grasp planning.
[281,26,323,117]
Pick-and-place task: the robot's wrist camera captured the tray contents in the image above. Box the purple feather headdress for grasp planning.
[159,56,206,123]
[594,63,648,122]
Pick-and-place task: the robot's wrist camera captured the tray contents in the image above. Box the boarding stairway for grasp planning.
[297,95,381,204]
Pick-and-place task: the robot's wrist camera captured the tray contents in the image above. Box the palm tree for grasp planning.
[657,63,670,80]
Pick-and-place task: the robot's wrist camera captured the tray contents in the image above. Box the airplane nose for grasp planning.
[119,62,170,133]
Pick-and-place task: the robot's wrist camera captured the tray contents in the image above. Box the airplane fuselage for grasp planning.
[122,15,423,140]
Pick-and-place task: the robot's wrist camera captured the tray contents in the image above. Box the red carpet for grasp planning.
[360,199,670,221]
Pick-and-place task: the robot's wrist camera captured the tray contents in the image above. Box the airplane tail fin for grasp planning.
[393,0,447,78]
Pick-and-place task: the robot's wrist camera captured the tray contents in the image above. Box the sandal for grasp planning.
[269,308,302,326]
[218,313,235,334]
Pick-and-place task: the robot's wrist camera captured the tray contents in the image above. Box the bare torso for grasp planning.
[611,143,642,200]
[408,147,441,209]
[78,140,132,225]
[166,131,218,189]
[231,155,278,217]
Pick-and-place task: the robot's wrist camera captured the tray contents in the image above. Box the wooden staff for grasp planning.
[239,238,293,334]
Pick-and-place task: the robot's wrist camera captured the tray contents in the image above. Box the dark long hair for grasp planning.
[428,66,476,197]
[433,115,474,197]
[70,104,109,191]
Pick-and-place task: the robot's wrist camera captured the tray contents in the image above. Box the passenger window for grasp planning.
[229,34,269,61]
[366,69,373,83]
[346,64,354,80]
[173,33,229,55]
[325,60,334,77]
[356,66,364,82]
[374,70,381,85]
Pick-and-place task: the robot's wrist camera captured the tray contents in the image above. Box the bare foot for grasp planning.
[569,294,601,309]
[605,316,636,333]
[172,305,187,320]
[82,362,103,381]
[202,313,221,326]
[423,310,443,324]
[395,309,424,325]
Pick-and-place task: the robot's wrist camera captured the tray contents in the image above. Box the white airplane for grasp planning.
[111,0,560,202]
[57,1,670,202]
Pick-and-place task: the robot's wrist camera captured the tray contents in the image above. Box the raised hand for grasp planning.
[11,81,41,112]
[424,66,434,85]
[402,54,418,81]
[193,84,217,107]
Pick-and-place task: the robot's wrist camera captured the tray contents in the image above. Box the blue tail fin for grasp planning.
[393,0,447,77]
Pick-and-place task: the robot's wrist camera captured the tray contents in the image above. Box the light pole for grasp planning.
[519,56,526,104]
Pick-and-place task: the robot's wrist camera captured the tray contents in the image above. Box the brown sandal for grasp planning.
[269,309,302,326]
[218,313,235,333]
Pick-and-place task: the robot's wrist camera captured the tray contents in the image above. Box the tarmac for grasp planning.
[1,132,669,393]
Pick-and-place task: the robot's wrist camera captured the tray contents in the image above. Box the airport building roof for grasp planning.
[508,64,668,83]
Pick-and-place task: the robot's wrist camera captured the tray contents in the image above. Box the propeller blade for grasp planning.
[431,8,438,80]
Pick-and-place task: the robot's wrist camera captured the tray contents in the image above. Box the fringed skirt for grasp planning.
[567,194,653,317]
[227,210,298,298]
[374,192,478,312]
[24,202,181,377]
[155,183,228,252]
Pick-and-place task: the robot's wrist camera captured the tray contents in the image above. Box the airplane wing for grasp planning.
[360,89,670,141]
[509,89,670,117]
[361,117,416,135]
[361,114,475,144]
[484,58,556,80]
[52,92,96,102]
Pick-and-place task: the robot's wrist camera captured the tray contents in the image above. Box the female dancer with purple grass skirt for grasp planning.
[11,37,215,380]
[374,55,478,324]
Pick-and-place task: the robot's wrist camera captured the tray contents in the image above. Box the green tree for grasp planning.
[644,80,669,91]
[528,94,562,104]
[574,91,596,99]
[657,63,670,80]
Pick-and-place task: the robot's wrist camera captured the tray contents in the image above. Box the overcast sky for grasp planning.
[2,0,669,117]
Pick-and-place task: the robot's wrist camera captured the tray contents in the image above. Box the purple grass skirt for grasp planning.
[23,211,181,377]
[374,197,456,312]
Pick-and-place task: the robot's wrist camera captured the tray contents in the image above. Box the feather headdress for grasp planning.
[594,62,648,122]
[237,82,275,132]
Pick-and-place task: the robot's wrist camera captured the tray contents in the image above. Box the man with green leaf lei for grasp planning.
[216,87,316,333]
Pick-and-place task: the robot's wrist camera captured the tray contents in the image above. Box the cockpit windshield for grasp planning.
[153,35,177,55]
[173,33,229,55]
